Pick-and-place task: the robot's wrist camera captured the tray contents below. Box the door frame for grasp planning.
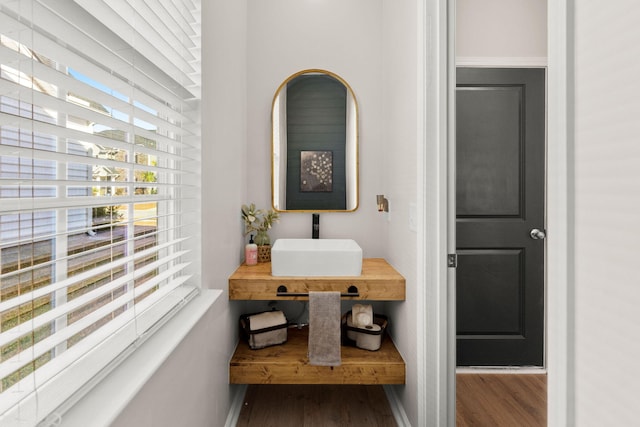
[545,1,575,425]
[430,0,574,425]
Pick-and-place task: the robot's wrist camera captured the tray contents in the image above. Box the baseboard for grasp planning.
[224,384,248,427]
[456,367,547,374]
[383,385,412,427]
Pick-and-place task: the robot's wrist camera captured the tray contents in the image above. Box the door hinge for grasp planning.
[448,254,458,268]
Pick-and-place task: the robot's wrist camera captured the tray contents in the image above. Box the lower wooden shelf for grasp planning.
[229,326,405,385]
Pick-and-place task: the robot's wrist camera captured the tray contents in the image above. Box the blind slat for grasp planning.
[0,214,196,250]
[72,0,198,87]
[0,178,191,188]
[38,0,198,96]
[0,142,194,169]
[0,78,191,144]
[0,281,196,419]
[0,237,188,314]
[0,250,188,349]
[0,43,192,135]
[147,0,197,42]
[2,2,193,106]
[0,111,197,160]
[0,266,191,380]
[0,194,198,214]
[82,0,196,64]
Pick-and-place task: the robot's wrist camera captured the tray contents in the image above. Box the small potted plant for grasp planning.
[241,203,280,262]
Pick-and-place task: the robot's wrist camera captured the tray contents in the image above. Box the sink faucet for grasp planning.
[312,214,319,239]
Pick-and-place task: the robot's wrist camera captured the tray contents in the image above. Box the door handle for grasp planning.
[530,228,546,240]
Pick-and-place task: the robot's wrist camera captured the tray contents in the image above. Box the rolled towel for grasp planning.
[351,303,373,327]
[248,310,287,331]
[245,310,288,350]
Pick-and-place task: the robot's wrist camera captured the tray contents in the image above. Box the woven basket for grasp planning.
[257,245,271,263]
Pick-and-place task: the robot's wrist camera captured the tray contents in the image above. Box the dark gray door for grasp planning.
[456,68,545,366]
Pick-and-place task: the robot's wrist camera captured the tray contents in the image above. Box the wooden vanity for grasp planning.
[228,258,406,384]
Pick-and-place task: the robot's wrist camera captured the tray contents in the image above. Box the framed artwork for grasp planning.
[300,150,333,192]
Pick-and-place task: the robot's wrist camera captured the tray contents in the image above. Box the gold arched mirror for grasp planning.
[272,69,358,212]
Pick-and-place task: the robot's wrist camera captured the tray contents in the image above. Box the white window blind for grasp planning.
[0,1,201,425]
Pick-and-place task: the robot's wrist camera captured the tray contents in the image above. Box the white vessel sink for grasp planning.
[271,238,363,277]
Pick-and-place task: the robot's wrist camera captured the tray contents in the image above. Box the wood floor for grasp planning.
[236,374,546,426]
[236,385,397,427]
[457,373,547,427]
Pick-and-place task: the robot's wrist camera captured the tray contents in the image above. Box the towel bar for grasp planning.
[276,285,359,297]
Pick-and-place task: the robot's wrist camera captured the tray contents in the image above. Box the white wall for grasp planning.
[246,1,424,424]
[113,0,429,424]
[111,2,640,426]
[246,0,386,256]
[456,0,547,64]
[110,298,230,426]
[381,0,423,424]
[572,1,640,424]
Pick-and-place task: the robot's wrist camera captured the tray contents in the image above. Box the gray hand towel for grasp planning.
[308,291,341,366]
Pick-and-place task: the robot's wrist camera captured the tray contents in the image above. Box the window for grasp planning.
[0,1,201,425]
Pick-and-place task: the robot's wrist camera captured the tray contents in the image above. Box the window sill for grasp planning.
[58,289,222,427]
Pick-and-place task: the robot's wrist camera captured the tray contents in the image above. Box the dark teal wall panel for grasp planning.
[286,74,347,210]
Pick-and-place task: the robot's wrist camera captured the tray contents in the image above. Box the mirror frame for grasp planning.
[271,69,359,213]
